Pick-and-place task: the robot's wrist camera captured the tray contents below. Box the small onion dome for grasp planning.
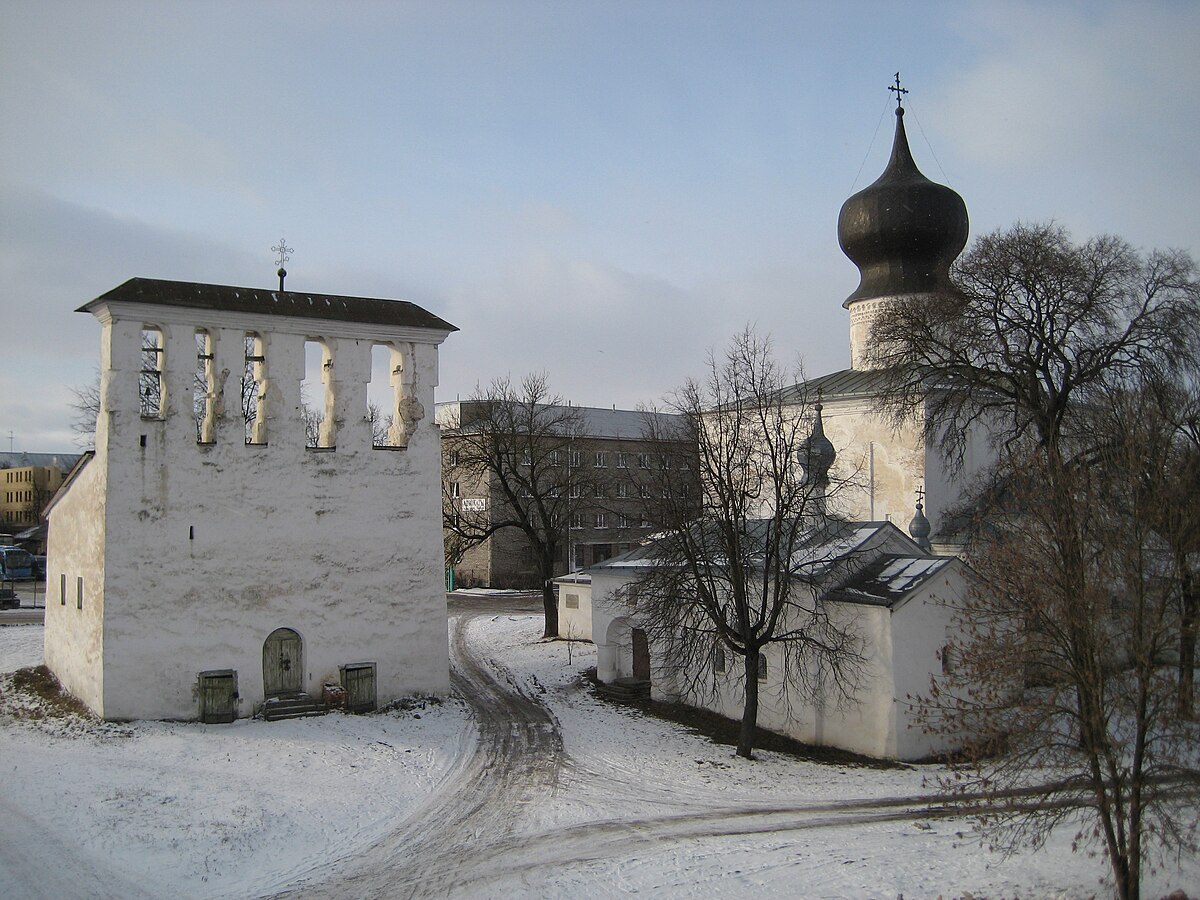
[837,106,969,308]
[909,500,932,552]
[801,402,836,483]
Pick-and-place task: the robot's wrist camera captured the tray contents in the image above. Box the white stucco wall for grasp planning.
[46,297,452,721]
[43,457,107,714]
[589,559,969,761]
[556,579,593,642]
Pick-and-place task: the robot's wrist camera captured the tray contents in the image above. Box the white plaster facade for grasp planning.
[554,572,593,642]
[586,525,969,761]
[44,278,456,721]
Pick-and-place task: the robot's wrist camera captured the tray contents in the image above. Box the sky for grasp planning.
[2,0,1198,453]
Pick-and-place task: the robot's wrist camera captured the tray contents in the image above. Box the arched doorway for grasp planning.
[263,628,303,697]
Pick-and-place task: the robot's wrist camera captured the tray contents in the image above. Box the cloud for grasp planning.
[0,185,260,451]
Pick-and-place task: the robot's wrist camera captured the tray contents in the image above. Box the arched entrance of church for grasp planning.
[263,627,303,697]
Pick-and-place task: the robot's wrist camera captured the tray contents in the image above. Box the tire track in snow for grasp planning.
[274,611,566,899]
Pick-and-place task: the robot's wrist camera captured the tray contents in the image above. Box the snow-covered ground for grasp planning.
[0,618,1195,899]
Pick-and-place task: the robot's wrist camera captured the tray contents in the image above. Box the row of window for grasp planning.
[136,326,419,450]
[3,510,37,524]
[4,491,35,503]
[512,449,680,470]
[446,510,651,531]
[58,573,84,609]
[3,470,34,483]
[449,481,688,501]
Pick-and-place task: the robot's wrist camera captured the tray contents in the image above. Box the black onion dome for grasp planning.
[837,107,969,308]
[802,402,836,483]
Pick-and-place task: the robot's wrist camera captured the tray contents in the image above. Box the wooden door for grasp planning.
[198,670,237,724]
[631,628,650,679]
[263,628,303,696]
[342,663,377,713]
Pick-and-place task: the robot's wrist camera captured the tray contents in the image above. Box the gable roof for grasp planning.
[79,278,457,333]
[585,517,959,609]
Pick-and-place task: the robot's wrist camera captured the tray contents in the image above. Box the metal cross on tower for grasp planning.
[889,72,908,110]
[272,238,293,291]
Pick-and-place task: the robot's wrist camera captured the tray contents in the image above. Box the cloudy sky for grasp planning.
[2,1,1197,452]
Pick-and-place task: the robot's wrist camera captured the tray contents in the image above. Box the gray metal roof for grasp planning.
[778,368,896,403]
[0,452,82,471]
[80,278,457,333]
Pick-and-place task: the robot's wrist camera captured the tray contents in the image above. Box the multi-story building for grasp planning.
[0,453,80,537]
[439,402,696,588]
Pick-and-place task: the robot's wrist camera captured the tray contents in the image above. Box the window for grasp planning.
[139,327,165,419]
[450,482,461,499]
[639,485,650,499]
[244,333,267,445]
[617,514,631,528]
[594,513,608,529]
[659,455,671,470]
[60,573,66,606]
[564,593,579,609]
[616,483,630,499]
[569,484,583,500]
[637,453,651,469]
[548,484,561,498]
[616,452,628,469]
[594,451,608,468]
[713,645,726,674]
[756,652,767,682]
[448,449,460,467]
[522,449,532,466]
[593,483,605,499]
[518,484,533,498]
[549,449,561,467]
[569,450,581,468]
[76,576,84,610]
[570,513,584,529]
[941,644,955,676]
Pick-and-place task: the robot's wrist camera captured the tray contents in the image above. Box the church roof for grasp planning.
[823,553,954,608]
[778,368,895,403]
[79,278,458,333]
[836,103,968,308]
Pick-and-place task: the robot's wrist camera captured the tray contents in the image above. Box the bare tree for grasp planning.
[620,328,865,759]
[871,222,1199,465]
[882,224,1200,897]
[922,398,1200,900]
[440,374,589,638]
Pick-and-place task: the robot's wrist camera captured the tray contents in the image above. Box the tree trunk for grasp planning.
[541,577,559,638]
[737,651,760,759]
[1179,561,1197,718]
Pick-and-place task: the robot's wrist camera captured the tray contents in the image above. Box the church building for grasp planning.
[579,88,982,760]
[44,277,456,722]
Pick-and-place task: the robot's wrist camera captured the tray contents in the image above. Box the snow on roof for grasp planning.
[584,519,924,580]
[825,554,954,608]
